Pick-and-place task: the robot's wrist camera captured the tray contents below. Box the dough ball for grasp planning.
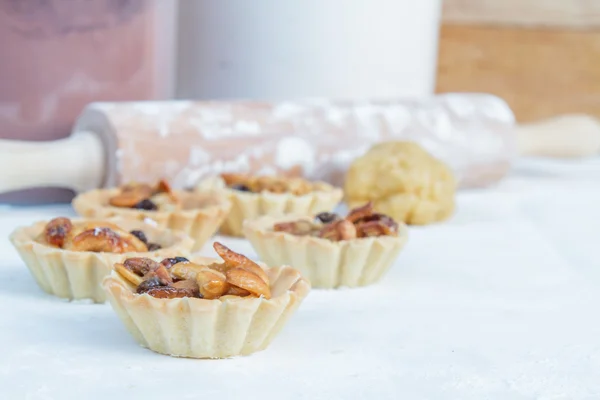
[344,141,456,225]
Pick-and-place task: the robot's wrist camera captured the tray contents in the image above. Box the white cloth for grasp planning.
[1,158,599,399]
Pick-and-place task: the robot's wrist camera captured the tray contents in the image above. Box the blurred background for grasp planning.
[438,0,600,123]
[0,0,598,202]
[3,0,599,136]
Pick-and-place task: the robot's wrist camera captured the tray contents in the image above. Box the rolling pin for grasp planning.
[1,94,599,200]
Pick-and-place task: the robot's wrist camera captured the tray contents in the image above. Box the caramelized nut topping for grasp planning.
[44,217,73,248]
[109,187,153,208]
[41,217,160,253]
[272,202,400,242]
[274,220,316,236]
[170,263,205,281]
[109,179,180,211]
[144,264,173,286]
[146,286,191,299]
[114,242,271,300]
[122,182,154,193]
[172,279,199,290]
[161,256,190,269]
[124,258,161,276]
[68,228,126,253]
[221,173,315,195]
[226,268,271,298]
[345,202,374,223]
[355,213,399,238]
[136,277,164,294]
[171,279,200,298]
[155,179,173,195]
[318,219,357,241]
[225,285,252,297]
[196,268,229,299]
[115,263,145,286]
[67,227,149,253]
[204,261,229,275]
[221,173,248,187]
[213,242,270,284]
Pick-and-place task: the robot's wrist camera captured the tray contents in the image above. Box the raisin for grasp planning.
[160,256,189,268]
[147,243,162,251]
[132,199,158,211]
[136,277,164,294]
[231,184,251,192]
[315,212,339,224]
[129,230,148,244]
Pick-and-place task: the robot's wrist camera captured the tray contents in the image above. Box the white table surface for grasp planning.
[1,158,599,400]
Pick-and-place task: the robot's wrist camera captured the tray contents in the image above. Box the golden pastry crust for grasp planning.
[243,214,409,289]
[9,218,194,303]
[344,141,456,225]
[103,253,311,359]
[72,188,231,252]
[220,173,327,195]
[197,175,343,237]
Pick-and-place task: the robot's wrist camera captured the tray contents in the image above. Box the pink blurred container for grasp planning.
[0,0,176,203]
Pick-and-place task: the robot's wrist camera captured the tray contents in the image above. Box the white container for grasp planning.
[176,0,442,100]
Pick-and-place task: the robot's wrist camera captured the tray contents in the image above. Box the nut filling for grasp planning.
[114,242,271,300]
[39,217,162,253]
[109,179,181,212]
[273,202,399,241]
[221,173,328,195]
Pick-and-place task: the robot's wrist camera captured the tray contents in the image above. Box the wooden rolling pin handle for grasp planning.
[0,131,106,195]
[516,114,600,158]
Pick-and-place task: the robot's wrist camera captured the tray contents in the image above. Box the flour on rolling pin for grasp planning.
[67,94,516,191]
[10,95,599,200]
[0,94,518,200]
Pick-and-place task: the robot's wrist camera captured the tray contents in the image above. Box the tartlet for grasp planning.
[72,180,231,251]
[103,242,310,359]
[9,217,194,303]
[197,173,343,237]
[244,203,409,288]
